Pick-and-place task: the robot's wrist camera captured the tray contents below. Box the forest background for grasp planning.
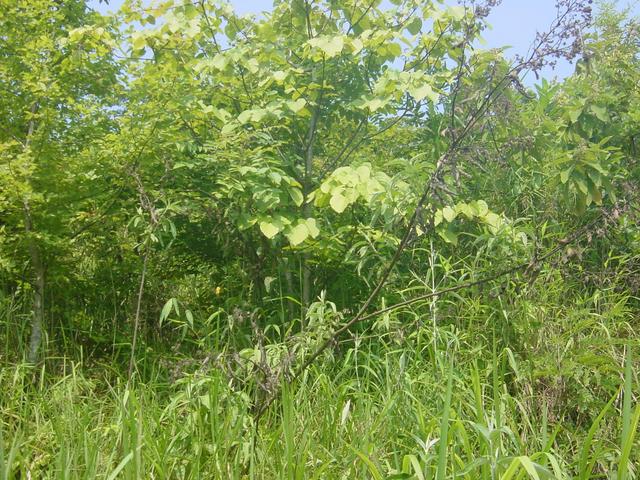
[1,0,640,478]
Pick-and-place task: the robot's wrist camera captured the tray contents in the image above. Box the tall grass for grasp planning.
[1,276,637,478]
[1,333,637,477]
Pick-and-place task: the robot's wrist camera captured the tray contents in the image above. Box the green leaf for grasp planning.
[575,190,587,214]
[131,32,146,51]
[350,37,364,54]
[314,190,330,208]
[353,449,384,480]
[406,17,422,35]
[517,457,541,480]
[560,168,573,184]
[438,227,458,245]
[386,42,402,58]
[160,299,174,325]
[356,164,372,180]
[434,210,443,226]
[409,84,439,102]
[575,178,589,195]
[309,35,344,58]
[288,187,304,206]
[330,193,349,213]
[237,108,269,124]
[436,353,455,480]
[238,110,253,124]
[211,54,228,70]
[221,122,238,135]
[268,172,282,185]
[286,223,309,246]
[305,218,320,238]
[448,6,466,21]
[456,202,474,219]
[442,206,457,223]
[472,200,489,216]
[483,212,502,232]
[578,388,618,479]
[590,105,610,122]
[259,221,281,239]
[568,108,582,123]
[286,98,307,113]
[362,97,389,112]
[272,70,287,82]
[587,180,602,205]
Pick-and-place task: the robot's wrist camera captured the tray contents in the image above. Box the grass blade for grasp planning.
[578,387,619,479]
[436,352,455,480]
[617,345,637,480]
[107,452,134,480]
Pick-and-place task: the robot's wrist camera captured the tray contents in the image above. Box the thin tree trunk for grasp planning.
[128,252,149,381]
[23,104,45,364]
[24,198,45,363]
[284,261,295,321]
[299,3,324,317]
[301,100,320,315]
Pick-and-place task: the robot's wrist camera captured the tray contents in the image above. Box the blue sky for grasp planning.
[90,0,639,83]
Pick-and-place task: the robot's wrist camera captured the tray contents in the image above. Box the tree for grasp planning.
[0,0,120,361]
[114,0,488,328]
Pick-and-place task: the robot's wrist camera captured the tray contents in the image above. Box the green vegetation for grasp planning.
[1,0,639,478]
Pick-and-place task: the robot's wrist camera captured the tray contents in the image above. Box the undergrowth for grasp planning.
[2,286,638,479]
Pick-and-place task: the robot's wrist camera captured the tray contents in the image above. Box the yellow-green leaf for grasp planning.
[473,200,489,216]
[211,54,228,70]
[305,218,320,238]
[442,206,457,223]
[286,98,307,113]
[289,188,304,206]
[259,221,280,239]
[409,83,439,102]
[272,70,287,82]
[309,35,344,58]
[438,227,458,245]
[131,32,146,51]
[330,193,349,213]
[286,224,309,246]
[590,105,609,122]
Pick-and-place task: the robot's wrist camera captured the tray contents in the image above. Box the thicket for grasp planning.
[1,0,639,478]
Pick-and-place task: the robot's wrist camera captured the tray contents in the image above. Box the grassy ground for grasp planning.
[2,285,638,479]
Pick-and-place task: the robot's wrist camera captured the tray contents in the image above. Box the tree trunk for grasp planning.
[24,198,45,363]
[23,105,46,363]
[283,260,295,321]
[128,252,148,381]
[302,98,320,316]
